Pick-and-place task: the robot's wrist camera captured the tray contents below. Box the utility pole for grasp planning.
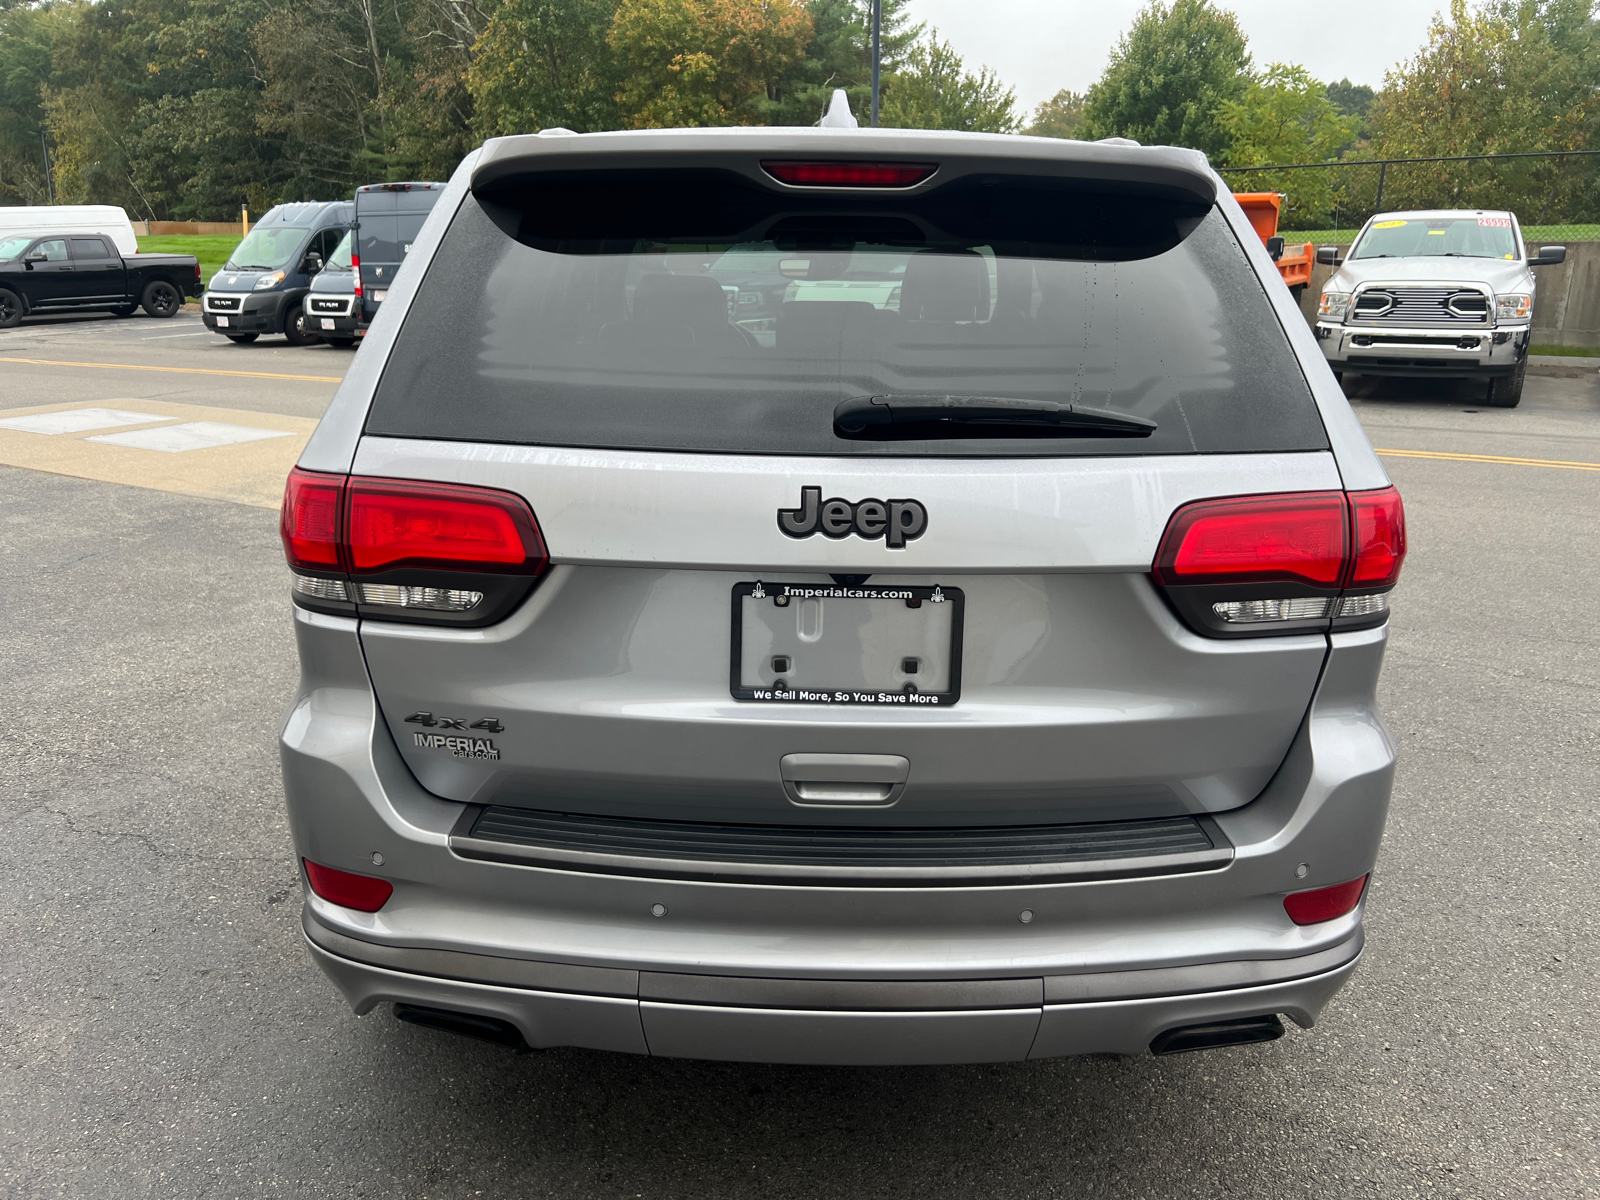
[37,131,53,204]
[871,0,882,127]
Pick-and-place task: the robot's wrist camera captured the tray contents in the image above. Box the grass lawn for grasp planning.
[136,234,243,285]
[1530,344,1600,358]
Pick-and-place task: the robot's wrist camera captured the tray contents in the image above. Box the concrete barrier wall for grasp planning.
[1291,239,1600,349]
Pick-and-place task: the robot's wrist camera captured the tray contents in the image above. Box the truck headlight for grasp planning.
[1319,291,1350,320]
[1494,293,1531,321]
[254,270,286,291]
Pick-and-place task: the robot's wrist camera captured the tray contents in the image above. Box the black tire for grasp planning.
[140,280,182,318]
[0,287,21,329]
[327,337,356,348]
[1486,359,1526,408]
[283,307,317,346]
[224,333,259,344]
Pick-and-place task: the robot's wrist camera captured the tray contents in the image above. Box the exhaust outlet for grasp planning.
[393,1003,530,1051]
[1149,1014,1284,1056]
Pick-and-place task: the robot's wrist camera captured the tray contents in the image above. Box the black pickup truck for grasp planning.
[0,231,202,328]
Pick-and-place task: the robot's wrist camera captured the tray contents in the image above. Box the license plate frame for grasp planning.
[214,315,229,327]
[730,581,964,706]
[320,317,336,330]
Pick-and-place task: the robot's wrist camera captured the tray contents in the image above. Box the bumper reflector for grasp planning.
[355,583,484,611]
[292,573,350,602]
[1212,597,1331,623]
[1337,594,1389,618]
[303,859,393,912]
[1284,875,1368,925]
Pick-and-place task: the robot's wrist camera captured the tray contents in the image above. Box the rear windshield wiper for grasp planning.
[834,395,1156,440]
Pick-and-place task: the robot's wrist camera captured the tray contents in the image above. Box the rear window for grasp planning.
[366,170,1328,458]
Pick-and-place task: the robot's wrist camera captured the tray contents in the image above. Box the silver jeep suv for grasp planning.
[280,128,1406,1065]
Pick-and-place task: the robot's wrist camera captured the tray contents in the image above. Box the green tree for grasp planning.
[769,0,920,125]
[878,32,1018,133]
[1369,0,1600,221]
[1025,88,1086,139]
[1081,0,1251,157]
[1218,64,1354,226]
[470,0,622,136]
[609,0,814,128]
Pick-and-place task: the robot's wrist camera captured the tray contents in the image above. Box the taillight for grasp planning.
[1152,487,1406,636]
[1348,486,1406,588]
[351,250,362,298]
[1152,492,1347,588]
[762,161,937,187]
[347,478,545,573]
[279,470,550,626]
[281,468,343,569]
[1284,875,1367,925]
[303,859,393,912]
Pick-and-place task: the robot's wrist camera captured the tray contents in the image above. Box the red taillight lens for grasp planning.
[1153,492,1349,587]
[345,477,547,574]
[303,859,393,911]
[1284,875,1368,925]
[1348,486,1406,588]
[281,467,345,569]
[762,160,937,187]
[351,251,362,298]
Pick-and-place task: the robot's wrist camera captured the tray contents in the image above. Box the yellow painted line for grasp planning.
[0,355,342,383]
[1375,447,1600,472]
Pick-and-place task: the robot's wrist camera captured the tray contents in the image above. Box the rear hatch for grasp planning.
[337,138,1339,827]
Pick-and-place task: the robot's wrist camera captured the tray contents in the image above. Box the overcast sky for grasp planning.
[907,0,1445,117]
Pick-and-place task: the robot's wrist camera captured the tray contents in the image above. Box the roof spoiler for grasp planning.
[470,129,1217,206]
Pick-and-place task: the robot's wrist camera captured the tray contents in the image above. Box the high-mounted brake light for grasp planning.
[303,859,393,912]
[762,161,937,188]
[1153,492,1348,588]
[1284,875,1367,925]
[346,478,546,574]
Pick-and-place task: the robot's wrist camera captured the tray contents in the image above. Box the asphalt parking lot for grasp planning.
[3,312,1598,1198]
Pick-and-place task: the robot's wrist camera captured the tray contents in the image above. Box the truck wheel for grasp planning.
[140,281,182,318]
[327,337,356,348]
[0,288,21,329]
[111,304,137,318]
[283,308,317,346]
[1486,360,1526,408]
[224,333,258,344]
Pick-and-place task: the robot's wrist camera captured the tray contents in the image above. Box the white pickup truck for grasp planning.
[1314,209,1565,407]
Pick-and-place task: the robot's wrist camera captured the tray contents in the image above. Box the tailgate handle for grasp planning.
[780,753,909,806]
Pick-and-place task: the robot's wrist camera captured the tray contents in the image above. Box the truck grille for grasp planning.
[309,297,352,316]
[450,805,1232,886]
[205,295,240,312]
[1350,287,1489,326]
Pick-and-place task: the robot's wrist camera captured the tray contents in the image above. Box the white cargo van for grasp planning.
[0,205,139,256]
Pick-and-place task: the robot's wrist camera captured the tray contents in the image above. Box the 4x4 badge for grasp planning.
[777,486,927,549]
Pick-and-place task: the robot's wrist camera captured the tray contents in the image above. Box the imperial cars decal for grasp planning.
[778,486,928,548]
[413,732,500,760]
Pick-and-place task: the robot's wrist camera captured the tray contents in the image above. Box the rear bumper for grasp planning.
[1317,322,1527,377]
[305,911,1362,1063]
[281,610,1395,1063]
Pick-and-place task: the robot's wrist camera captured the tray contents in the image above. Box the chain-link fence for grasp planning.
[1219,150,1600,241]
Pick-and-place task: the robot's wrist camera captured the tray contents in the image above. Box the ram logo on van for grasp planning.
[777,486,928,548]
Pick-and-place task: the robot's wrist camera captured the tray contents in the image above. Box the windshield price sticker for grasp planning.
[1372,220,1408,228]
[1478,217,1511,227]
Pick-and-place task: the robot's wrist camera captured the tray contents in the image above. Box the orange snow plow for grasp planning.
[1233,192,1313,297]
